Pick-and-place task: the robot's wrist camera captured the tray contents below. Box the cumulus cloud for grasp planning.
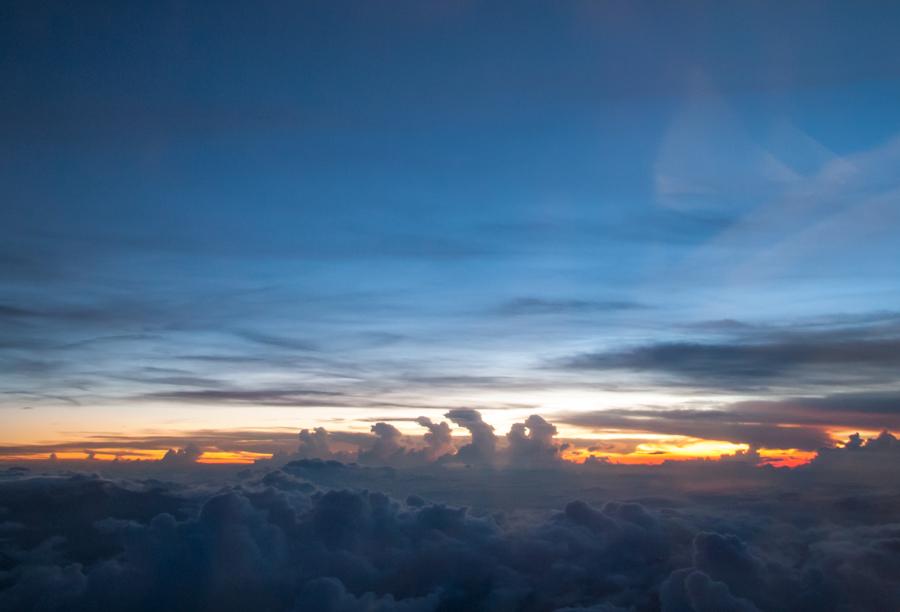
[160,444,202,465]
[297,427,334,458]
[506,415,567,465]
[806,430,900,482]
[358,423,406,465]
[444,409,497,464]
[660,569,760,612]
[413,417,454,462]
[294,427,359,463]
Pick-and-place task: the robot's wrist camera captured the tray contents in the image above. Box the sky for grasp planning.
[3,0,900,464]
[5,3,900,611]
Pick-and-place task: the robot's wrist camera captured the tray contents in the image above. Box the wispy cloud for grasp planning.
[560,323,900,392]
[497,297,647,316]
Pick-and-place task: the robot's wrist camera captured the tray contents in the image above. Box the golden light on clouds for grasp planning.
[562,437,750,465]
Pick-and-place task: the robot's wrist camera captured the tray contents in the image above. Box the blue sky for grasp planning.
[3,1,900,453]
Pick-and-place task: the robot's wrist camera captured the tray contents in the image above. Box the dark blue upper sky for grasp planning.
[3,1,900,448]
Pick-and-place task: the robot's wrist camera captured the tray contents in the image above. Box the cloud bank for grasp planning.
[2,432,900,612]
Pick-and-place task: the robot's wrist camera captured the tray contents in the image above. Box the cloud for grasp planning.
[497,298,646,316]
[413,417,454,462]
[297,427,335,459]
[506,415,567,465]
[4,441,900,610]
[0,476,684,611]
[727,392,900,430]
[444,409,497,464]
[358,423,406,465]
[661,569,760,612]
[556,390,900,452]
[561,333,900,391]
[294,576,439,612]
[160,444,202,465]
[237,331,318,352]
[806,430,900,480]
[289,412,567,469]
[294,428,360,464]
[559,408,832,451]
[138,388,346,406]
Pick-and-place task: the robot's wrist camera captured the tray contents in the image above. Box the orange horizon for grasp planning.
[1,447,818,467]
[0,427,888,468]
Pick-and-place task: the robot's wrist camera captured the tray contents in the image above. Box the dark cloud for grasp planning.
[807,431,900,481]
[557,390,900,452]
[2,459,900,611]
[559,408,832,451]
[561,335,900,391]
[160,444,203,466]
[727,392,900,430]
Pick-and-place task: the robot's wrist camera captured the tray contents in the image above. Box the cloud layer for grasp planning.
[2,433,900,612]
